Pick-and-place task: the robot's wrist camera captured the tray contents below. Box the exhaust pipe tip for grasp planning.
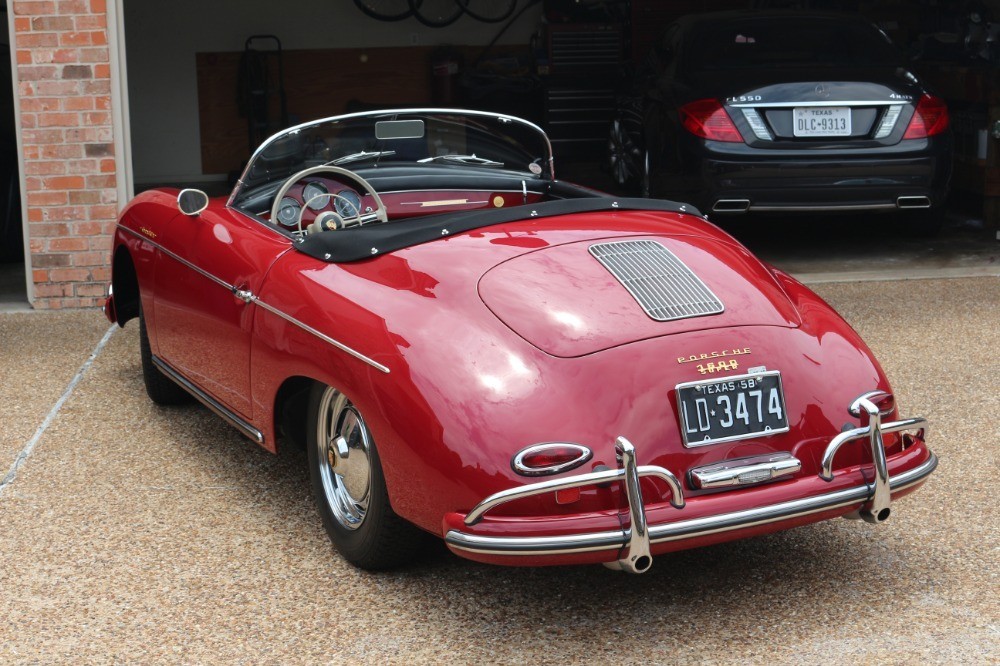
[860,507,891,524]
[604,554,654,574]
[712,199,751,213]
[896,196,931,209]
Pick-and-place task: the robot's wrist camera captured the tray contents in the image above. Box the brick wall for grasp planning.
[12,0,117,308]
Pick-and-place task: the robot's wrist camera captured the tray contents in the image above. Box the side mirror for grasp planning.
[177,188,209,216]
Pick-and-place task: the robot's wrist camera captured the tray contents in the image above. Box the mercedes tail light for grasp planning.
[680,99,744,143]
[903,94,949,139]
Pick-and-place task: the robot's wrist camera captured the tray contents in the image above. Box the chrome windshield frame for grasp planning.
[226,108,555,207]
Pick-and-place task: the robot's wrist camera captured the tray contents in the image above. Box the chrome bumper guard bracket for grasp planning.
[820,395,928,524]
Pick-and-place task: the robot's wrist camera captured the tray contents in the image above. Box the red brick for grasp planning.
[43,206,87,222]
[48,236,88,251]
[27,190,67,205]
[17,33,61,48]
[14,1,57,16]
[38,112,79,127]
[62,64,92,79]
[16,50,32,65]
[27,208,43,222]
[90,266,111,281]
[67,160,99,175]
[18,65,59,80]
[24,146,39,160]
[25,176,43,190]
[63,96,95,111]
[14,17,30,31]
[85,175,114,188]
[80,79,110,94]
[49,268,90,282]
[73,220,101,235]
[94,95,111,110]
[76,15,106,30]
[41,143,83,159]
[29,239,45,253]
[20,114,36,129]
[68,190,100,204]
[31,16,73,31]
[24,161,65,175]
[32,252,70,268]
[88,204,117,219]
[32,222,70,236]
[58,0,89,13]
[20,97,61,112]
[72,251,105,266]
[59,31,92,46]
[35,80,79,95]
[89,0,105,11]
[89,31,107,46]
[84,111,111,125]
[22,128,63,144]
[43,175,85,189]
[99,158,115,173]
[93,63,110,79]
[32,269,51,284]
[76,283,107,297]
[79,47,109,64]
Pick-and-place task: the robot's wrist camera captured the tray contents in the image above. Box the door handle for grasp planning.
[232,287,256,304]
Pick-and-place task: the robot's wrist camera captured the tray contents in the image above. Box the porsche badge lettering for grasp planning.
[139,226,156,239]
[677,348,751,364]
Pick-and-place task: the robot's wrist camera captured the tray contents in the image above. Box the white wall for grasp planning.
[124,1,543,185]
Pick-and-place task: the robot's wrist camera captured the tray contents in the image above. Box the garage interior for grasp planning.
[1,0,999,307]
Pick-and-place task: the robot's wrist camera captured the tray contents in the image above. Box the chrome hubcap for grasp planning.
[317,388,372,530]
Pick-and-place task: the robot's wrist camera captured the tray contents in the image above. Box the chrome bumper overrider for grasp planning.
[445,404,934,574]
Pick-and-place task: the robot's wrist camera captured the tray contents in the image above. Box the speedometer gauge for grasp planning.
[334,189,363,218]
[275,197,301,228]
[302,181,330,210]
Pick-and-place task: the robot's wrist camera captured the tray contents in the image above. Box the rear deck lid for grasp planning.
[479,235,800,358]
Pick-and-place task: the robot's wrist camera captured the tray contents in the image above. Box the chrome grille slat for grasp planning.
[589,240,724,321]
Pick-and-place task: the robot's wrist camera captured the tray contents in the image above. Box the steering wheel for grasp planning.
[269,165,388,234]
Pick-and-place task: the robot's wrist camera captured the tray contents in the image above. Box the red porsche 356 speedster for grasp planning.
[104,109,935,573]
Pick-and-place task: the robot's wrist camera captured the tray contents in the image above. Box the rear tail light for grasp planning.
[512,443,592,477]
[680,99,744,143]
[902,94,949,139]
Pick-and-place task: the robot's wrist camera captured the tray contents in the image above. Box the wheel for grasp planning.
[353,0,419,21]
[608,117,643,191]
[408,0,463,27]
[458,0,517,23]
[307,383,427,569]
[139,306,191,405]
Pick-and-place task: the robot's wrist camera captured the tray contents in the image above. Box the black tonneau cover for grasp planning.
[295,197,701,263]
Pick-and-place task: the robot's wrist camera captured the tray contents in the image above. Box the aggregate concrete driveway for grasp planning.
[1,278,997,664]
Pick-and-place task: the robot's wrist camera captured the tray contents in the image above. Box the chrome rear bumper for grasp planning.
[445,406,934,573]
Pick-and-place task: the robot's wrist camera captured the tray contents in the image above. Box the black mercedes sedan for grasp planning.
[608,11,952,230]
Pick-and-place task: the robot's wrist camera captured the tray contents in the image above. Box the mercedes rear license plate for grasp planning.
[676,371,789,447]
[793,107,851,137]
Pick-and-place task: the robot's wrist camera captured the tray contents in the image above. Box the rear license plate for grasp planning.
[793,107,851,137]
[676,371,789,447]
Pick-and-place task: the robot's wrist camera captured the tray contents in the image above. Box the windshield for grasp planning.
[230,109,553,206]
[685,17,901,71]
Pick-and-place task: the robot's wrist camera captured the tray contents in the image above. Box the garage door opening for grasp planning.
[1,3,26,307]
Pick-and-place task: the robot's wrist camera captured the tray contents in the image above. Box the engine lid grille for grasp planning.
[589,239,724,322]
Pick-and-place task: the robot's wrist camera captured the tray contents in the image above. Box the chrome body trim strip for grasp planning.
[252,299,391,374]
[444,452,937,557]
[152,355,264,444]
[118,225,389,375]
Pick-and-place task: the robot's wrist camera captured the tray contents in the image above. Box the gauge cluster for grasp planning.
[272,178,366,230]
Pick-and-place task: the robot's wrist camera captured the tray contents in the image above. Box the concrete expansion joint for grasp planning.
[0,324,117,498]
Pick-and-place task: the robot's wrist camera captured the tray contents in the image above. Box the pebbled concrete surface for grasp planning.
[0,277,997,664]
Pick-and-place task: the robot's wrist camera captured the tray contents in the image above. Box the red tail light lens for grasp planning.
[512,443,592,476]
[903,94,949,139]
[680,99,744,143]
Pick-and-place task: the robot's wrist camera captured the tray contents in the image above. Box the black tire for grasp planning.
[353,0,418,21]
[139,307,191,405]
[306,383,427,569]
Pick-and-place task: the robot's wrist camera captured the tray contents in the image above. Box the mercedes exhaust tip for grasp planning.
[896,196,931,209]
[712,199,751,213]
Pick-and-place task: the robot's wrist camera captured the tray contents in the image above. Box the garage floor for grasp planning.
[0,278,997,663]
